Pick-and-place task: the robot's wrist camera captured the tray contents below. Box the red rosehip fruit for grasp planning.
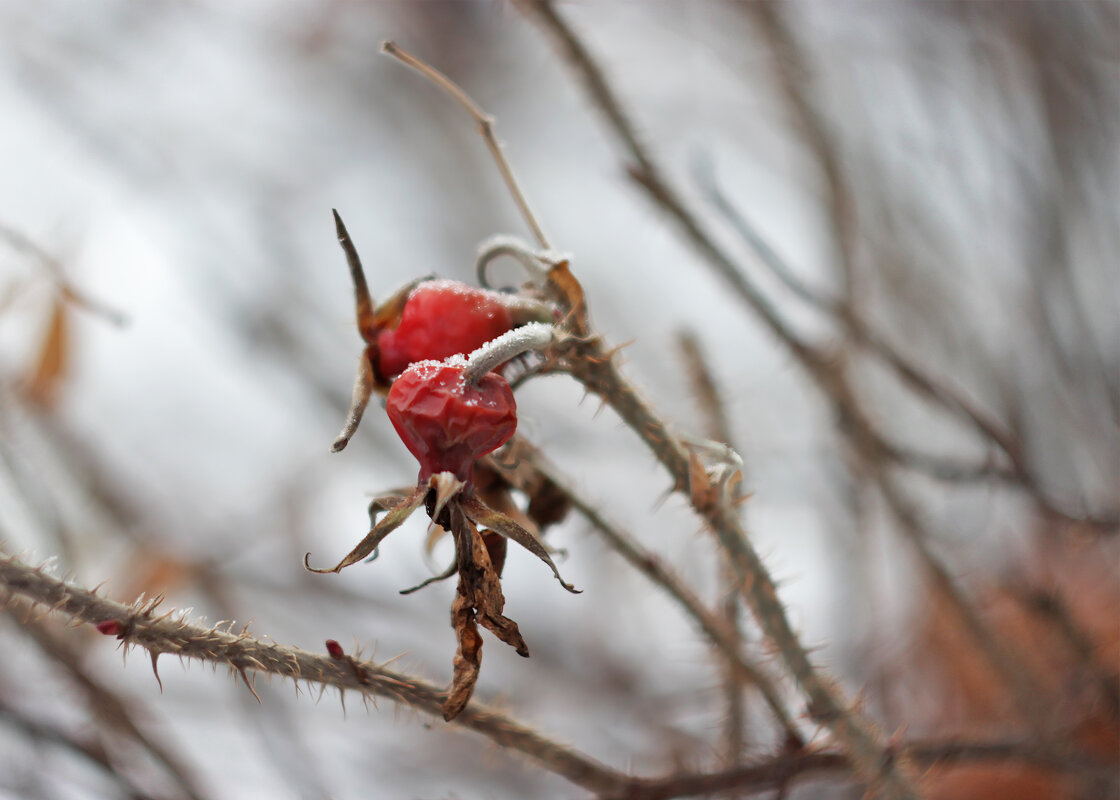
[386,359,517,483]
[376,280,517,381]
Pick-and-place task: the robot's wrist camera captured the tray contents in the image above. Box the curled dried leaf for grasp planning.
[443,591,482,721]
[304,488,426,573]
[453,505,528,657]
[546,260,588,335]
[331,350,376,453]
[460,495,580,594]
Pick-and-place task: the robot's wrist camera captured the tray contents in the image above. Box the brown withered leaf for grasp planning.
[687,451,719,512]
[443,591,482,721]
[453,504,528,657]
[546,260,589,336]
[481,531,507,578]
[460,495,579,594]
[304,487,426,573]
[24,295,68,408]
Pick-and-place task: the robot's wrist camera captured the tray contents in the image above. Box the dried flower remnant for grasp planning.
[308,326,577,720]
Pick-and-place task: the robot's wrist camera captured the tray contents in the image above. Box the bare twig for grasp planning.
[0,700,151,800]
[737,0,861,303]
[381,41,551,250]
[491,434,803,747]
[678,332,750,761]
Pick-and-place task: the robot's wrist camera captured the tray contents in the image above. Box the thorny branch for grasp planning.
[490,434,803,747]
[509,4,921,796]
[0,551,626,796]
[2,554,1113,799]
[512,0,1118,537]
[509,0,1118,782]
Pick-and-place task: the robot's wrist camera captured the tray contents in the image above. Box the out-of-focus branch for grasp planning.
[596,737,1117,800]
[493,434,803,748]
[0,221,128,326]
[693,154,1116,525]
[4,602,207,800]
[1016,587,1120,725]
[737,0,861,304]
[677,331,750,761]
[0,699,150,800]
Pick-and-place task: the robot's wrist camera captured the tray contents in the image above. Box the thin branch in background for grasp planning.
[0,221,128,327]
[677,331,751,762]
[870,468,1054,738]
[381,41,552,250]
[1015,586,1120,725]
[491,433,803,748]
[736,0,862,305]
[692,153,1101,510]
[0,699,151,800]
[3,601,207,800]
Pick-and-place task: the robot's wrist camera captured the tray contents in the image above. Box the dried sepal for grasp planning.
[428,472,466,527]
[399,559,457,595]
[441,503,529,721]
[304,488,426,574]
[332,209,376,344]
[332,349,376,453]
[459,495,580,594]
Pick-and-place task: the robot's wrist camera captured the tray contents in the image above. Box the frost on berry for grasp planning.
[386,359,517,484]
[376,280,518,382]
[307,353,577,720]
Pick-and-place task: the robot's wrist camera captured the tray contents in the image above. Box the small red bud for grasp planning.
[96,620,122,636]
[325,639,345,659]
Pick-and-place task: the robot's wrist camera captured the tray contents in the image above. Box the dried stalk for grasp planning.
[381,41,552,250]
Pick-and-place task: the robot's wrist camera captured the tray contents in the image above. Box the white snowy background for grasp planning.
[0,2,1116,799]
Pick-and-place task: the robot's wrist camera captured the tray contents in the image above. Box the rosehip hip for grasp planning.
[377,280,517,381]
[386,360,517,483]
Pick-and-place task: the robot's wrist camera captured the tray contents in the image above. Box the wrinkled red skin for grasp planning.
[386,360,517,484]
[377,281,515,381]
